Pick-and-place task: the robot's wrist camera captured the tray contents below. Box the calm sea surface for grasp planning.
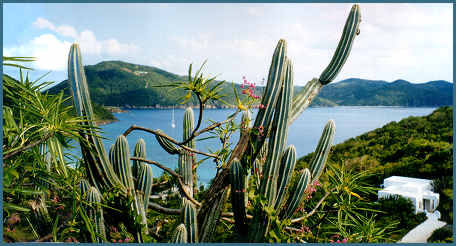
[74,107,436,187]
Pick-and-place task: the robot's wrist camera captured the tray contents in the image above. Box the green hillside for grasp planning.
[297,106,453,223]
[47,61,452,108]
[318,78,453,106]
[47,61,249,108]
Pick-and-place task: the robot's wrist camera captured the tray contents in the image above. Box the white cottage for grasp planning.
[378,176,439,214]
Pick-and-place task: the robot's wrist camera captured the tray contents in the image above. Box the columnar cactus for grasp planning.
[132,138,147,178]
[68,44,124,193]
[87,186,106,242]
[110,135,135,191]
[181,200,198,243]
[179,107,195,201]
[68,44,154,242]
[227,5,359,242]
[229,159,247,237]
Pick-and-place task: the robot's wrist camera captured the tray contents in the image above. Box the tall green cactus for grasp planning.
[229,159,247,238]
[179,107,195,201]
[68,44,124,193]
[259,57,293,206]
[241,39,287,171]
[228,5,359,242]
[87,186,106,242]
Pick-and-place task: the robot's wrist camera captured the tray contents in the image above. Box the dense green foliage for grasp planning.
[318,78,453,106]
[4,74,115,123]
[46,61,452,108]
[375,197,427,240]
[298,106,453,225]
[428,225,453,243]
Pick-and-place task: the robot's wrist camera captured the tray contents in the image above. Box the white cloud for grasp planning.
[5,17,141,71]
[4,34,72,71]
[33,17,78,38]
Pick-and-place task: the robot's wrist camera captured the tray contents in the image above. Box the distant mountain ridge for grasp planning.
[317,78,453,106]
[46,61,453,108]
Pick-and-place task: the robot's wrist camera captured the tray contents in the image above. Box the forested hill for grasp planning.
[297,106,453,223]
[47,61,245,108]
[318,78,453,106]
[47,60,452,108]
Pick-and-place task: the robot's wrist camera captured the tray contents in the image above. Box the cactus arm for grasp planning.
[289,5,361,124]
[79,178,91,197]
[111,135,134,191]
[283,168,311,219]
[288,78,322,124]
[137,163,153,210]
[274,145,297,210]
[309,120,336,182]
[229,159,248,238]
[155,129,181,155]
[319,4,361,84]
[132,138,146,178]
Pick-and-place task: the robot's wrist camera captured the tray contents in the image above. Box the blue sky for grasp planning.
[3,3,453,87]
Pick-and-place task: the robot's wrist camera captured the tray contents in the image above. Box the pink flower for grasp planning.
[124,238,131,243]
[341,238,348,243]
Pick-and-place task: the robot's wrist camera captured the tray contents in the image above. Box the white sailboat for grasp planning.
[171,106,176,128]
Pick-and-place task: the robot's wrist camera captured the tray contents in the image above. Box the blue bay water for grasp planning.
[74,107,436,187]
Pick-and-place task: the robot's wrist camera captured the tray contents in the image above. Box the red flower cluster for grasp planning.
[65,237,79,242]
[241,76,260,99]
[299,225,312,235]
[305,181,321,199]
[329,234,348,243]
